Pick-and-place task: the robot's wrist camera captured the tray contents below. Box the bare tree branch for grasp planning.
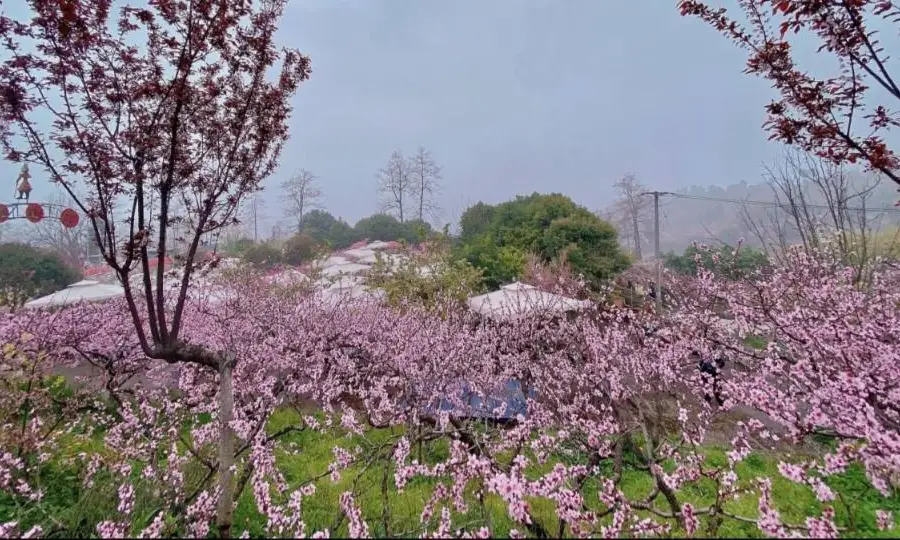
[280,169,322,231]
[407,146,441,223]
[610,174,651,260]
[377,150,412,223]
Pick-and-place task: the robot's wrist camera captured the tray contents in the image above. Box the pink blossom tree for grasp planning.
[3,249,898,536]
[0,1,310,535]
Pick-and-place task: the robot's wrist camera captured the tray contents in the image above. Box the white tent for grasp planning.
[320,262,371,277]
[313,255,350,269]
[466,282,592,321]
[316,274,365,290]
[263,269,309,286]
[366,240,392,250]
[358,252,407,267]
[341,248,377,260]
[24,280,125,309]
[315,277,385,308]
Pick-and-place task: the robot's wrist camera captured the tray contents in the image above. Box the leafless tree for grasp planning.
[280,169,322,230]
[377,150,412,223]
[610,174,651,260]
[407,146,442,223]
[246,195,264,242]
[270,222,287,241]
[740,149,893,277]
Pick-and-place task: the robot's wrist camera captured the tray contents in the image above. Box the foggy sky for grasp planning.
[2,0,819,234]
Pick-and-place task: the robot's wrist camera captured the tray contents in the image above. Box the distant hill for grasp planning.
[602,177,900,256]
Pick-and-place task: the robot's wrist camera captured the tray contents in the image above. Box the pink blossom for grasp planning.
[682,503,698,537]
[96,521,127,539]
[777,462,805,483]
[339,492,369,538]
[877,510,894,531]
[806,508,839,539]
[117,483,135,515]
[20,526,42,539]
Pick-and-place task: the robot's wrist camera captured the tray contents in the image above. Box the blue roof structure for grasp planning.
[424,379,537,421]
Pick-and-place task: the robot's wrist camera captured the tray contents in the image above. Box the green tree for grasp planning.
[366,245,483,315]
[456,236,528,290]
[242,241,283,269]
[458,202,495,242]
[0,243,82,307]
[539,215,631,286]
[298,210,356,249]
[456,193,630,290]
[664,244,769,280]
[398,219,433,244]
[281,233,318,266]
[353,214,404,242]
[220,237,254,258]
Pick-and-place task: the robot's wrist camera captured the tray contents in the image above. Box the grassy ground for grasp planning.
[228,409,900,538]
[2,405,899,538]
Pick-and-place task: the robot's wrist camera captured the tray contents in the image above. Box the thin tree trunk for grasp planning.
[630,210,642,260]
[217,354,236,538]
[419,185,424,222]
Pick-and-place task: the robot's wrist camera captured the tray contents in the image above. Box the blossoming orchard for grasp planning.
[0,0,899,538]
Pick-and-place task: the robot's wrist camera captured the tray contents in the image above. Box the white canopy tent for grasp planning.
[341,248,377,260]
[358,252,407,267]
[320,262,371,278]
[365,240,393,250]
[313,255,350,269]
[263,268,310,286]
[315,277,385,308]
[24,280,125,309]
[466,282,592,322]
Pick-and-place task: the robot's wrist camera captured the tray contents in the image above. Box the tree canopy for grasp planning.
[456,193,630,289]
[664,244,770,280]
[352,214,432,244]
[0,243,81,307]
[242,242,284,269]
[281,233,319,266]
[298,210,356,250]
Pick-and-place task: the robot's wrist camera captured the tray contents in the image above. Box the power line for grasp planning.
[667,192,900,214]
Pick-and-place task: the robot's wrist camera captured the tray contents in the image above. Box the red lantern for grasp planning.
[25,203,44,223]
[60,207,79,228]
[0,204,8,224]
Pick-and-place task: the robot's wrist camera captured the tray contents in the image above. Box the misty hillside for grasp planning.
[603,177,900,256]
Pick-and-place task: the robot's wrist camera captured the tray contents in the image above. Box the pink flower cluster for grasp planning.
[0,247,898,537]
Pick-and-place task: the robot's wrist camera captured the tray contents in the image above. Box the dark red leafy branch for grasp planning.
[0,0,311,366]
[679,0,900,189]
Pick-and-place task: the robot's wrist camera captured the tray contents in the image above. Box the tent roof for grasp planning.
[466,282,592,321]
[341,248,377,260]
[365,240,399,250]
[313,255,350,269]
[24,279,125,309]
[263,268,309,285]
[320,262,371,277]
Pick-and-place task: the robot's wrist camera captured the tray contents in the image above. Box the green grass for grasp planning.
[742,334,769,350]
[3,407,899,538]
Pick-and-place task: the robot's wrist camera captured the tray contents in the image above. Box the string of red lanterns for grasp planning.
[2,165,81,228]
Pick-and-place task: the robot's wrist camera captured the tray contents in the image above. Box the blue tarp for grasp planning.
[424,379,537,421]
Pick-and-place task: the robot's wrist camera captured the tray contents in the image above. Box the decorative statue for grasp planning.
[15,164,32,201]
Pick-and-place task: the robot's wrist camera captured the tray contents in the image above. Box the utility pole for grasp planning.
[640,190,670,312]
[251,197,259,242]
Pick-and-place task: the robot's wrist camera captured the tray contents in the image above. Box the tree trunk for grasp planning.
[630,210,642,260]
[217,354,236,538]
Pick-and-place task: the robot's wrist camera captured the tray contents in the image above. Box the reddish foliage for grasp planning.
[0,0,311,369]
[679,0,900,187]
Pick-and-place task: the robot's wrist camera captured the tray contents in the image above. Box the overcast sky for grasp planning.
[3,0,848,234]
[279,0,789,230]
